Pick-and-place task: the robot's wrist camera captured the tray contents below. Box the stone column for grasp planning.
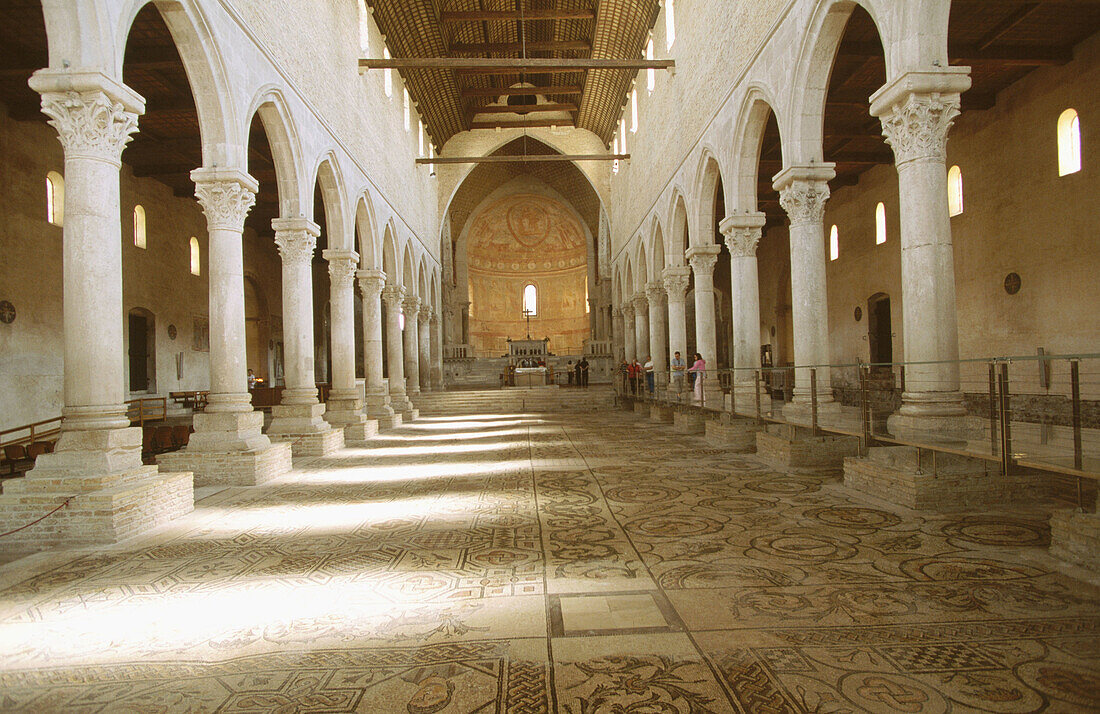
[357,269,397,427]
[632,293,650,364]
[268,218,342,454]
[430,309,444,390]
[322,249,376,444]
[686,244,723,407]
[621,303,636,363]
[663,266,691,393]
[612,305,625,362]
[3,71,192,548]
[382,284,412,415]
[774,165,837,415]
[646,282,667,378]
[403,296,422,397]
[871,70,972,434]
[158,168,293,485]
[418,307,432,391]
[720,212,768,408]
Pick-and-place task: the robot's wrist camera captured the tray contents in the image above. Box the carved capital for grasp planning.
[662,266,691,301]
[356,269,387,299]
[324,250,359,290]
[685,245,720,277]
[778,180,830,227]
[719,212,766,258]
[418,307,432,325]
[631,292,648,313]
[39,91,140,164]
[878,92,961,165]
[620,302,635,320]
[403,296,421,317]
[193,171,258,232]
[381,283,406,309]
[645,282,665,307]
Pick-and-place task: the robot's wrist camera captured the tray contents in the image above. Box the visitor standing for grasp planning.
[578,357,589,388]
[644,356,654,394]
[567,360,574,386]
[619,360,629,394]
[670,351,685,394]
[688,352,706,405]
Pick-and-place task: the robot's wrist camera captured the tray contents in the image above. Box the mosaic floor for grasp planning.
[0,409,1098,712]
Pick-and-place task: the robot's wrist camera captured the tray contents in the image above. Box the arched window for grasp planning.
[46,171,64,226]
[665,0,676,50]
[398,310,406,331]
[646,38,656,93]
[1058,108,1082,176]
[619,119,627,153]
[523,284,538,316]
[133,205,147,248]
[630,89,638,132]
[585,278,590,313]
[613,136,620,174]
[947,165,964,216]
[357,0,370,54]
[418,119,425,156]
[383,47,392,97]
[829,225,839,261]
[403,87,410,131]
[875,202,886,245]
[189,237,201,276]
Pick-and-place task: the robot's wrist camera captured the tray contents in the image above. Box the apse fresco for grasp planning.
[468,194,589,357]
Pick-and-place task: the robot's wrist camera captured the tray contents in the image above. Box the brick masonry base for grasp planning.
[341,420,380,446]
[649,405,674,423]
[673,411,706,434]
[158,442,293,488]
[1050,509,1100,573]
[843,446,1045,510]
[705,418,761,452]
[756,425,860,474]
[0,467,193,552]
[376,414,403,430]
[269,428,345,457]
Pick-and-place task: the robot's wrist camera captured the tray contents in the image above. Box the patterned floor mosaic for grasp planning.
[0,409,1098,712]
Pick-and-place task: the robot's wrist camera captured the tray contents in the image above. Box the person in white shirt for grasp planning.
[644,356,654,394]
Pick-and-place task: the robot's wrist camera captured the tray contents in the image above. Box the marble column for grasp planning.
[686,244,722,407]
[621,303,636,363]
[356,269,397,426]
[612,305,625,362]
[382,284,412,414]
[632,293,650,364]
[268,218,341,450]
[322,249,375,443]
[720,212,768,408]
[430,309,444,390]
[418,307,432,391]
[403,296,422,397]
[872,70,972,434]
[662,266,691,390]
[646,282,668,380]
[24,73,146,477]
[774,165,837,415]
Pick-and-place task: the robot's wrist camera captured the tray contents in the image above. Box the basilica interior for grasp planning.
[0,0,1098,711]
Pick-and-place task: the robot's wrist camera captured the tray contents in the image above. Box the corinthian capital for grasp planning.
[870,69,971,166]
[192,169,258,232]
[403,296,421,316]
[39,91,141,164]
[645,281,665,307]
[323,249,359,289]
[719,212,766,258]
[356,269,387,298]
[381,283,406,309]
[620,302,635,320]
[774,165,835,227]
[685,245,721,277]
[419,307,433,325]
[272,217,320,266]
[662,266,691,301]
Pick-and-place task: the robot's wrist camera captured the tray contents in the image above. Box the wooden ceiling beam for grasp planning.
[361,58,674,70]
[469,102,578,114]
[468,119,577,130]
[450,40,591,54]
[415,154,628,165]
[461,85,582,98]
[440,10,596,22]
[977,3,1042,50]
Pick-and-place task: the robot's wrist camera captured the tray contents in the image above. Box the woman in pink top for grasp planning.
[687,353,705,405]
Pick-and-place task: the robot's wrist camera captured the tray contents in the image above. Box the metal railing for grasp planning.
[613,354,1100,510]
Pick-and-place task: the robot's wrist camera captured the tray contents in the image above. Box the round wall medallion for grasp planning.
[167,324,177,340]
[1004,272,1021,295]
[0,301,15,324]
[854,306,863,322]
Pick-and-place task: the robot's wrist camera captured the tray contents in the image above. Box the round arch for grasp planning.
[354,193,380,270]
[312,152,351,250]
[246,87,303,219]
[731,86,786,212]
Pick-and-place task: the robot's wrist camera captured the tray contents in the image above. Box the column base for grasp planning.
[730,384,769,416]
[755,424,858,474]
[843,446,1041,510]
[267,403,345,457]
[705,416,762,452]
[159,411,291,487]
[365,389,395,421]
[701,384,724,411]
[0,453,192,552]
[650,405,675,423]
[340,419,380,446]
[673,410,706,434]
[376,413,403,430]
[1050,510,1100,574]
[633,401,650,415]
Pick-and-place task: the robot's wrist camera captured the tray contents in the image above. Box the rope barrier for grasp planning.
[0,496,72,538]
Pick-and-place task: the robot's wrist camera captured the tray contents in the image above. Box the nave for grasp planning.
[1,401,1098,712]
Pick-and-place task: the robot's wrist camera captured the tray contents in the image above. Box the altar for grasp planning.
[513,367,548,387]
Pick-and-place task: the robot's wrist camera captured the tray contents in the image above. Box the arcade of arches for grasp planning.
[0,1,1099,711]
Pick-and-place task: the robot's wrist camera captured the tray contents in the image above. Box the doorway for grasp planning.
[867,293,892,366]
[128,308,156,392]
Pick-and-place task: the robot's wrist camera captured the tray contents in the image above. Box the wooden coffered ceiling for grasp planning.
[366,0,661,147]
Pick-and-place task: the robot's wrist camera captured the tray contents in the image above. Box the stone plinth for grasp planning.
[160,411,292,487]
[650,405,674,423]
[376,413,403,430]
[1050,510,1100,573]
[705,417,761,452]
[756,424,858,474]
[844,446,1044,510]
[0,464,192,551]
[324,397,379,446]
[673,411,706,434]
[268,403,345,457]
[633,401,650,415]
